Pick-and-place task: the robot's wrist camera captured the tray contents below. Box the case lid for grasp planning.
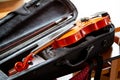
[0,0,78,60]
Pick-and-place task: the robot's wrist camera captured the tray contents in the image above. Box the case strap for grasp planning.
[94,55,103,80]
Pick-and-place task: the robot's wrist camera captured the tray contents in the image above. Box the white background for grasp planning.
[71,0,120,27]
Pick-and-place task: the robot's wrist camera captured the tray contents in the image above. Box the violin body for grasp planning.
[52,15,111,48]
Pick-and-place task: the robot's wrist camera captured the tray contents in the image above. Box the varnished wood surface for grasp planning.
[0,0,24,19]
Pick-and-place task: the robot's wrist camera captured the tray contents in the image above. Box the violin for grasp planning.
[52,15,111,48]
[8,12,111,75]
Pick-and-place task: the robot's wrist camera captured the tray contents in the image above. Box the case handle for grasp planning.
[61,45,94,67]
[63,59,86,67]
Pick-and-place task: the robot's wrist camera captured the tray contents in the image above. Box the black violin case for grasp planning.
[0,0,114,80]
